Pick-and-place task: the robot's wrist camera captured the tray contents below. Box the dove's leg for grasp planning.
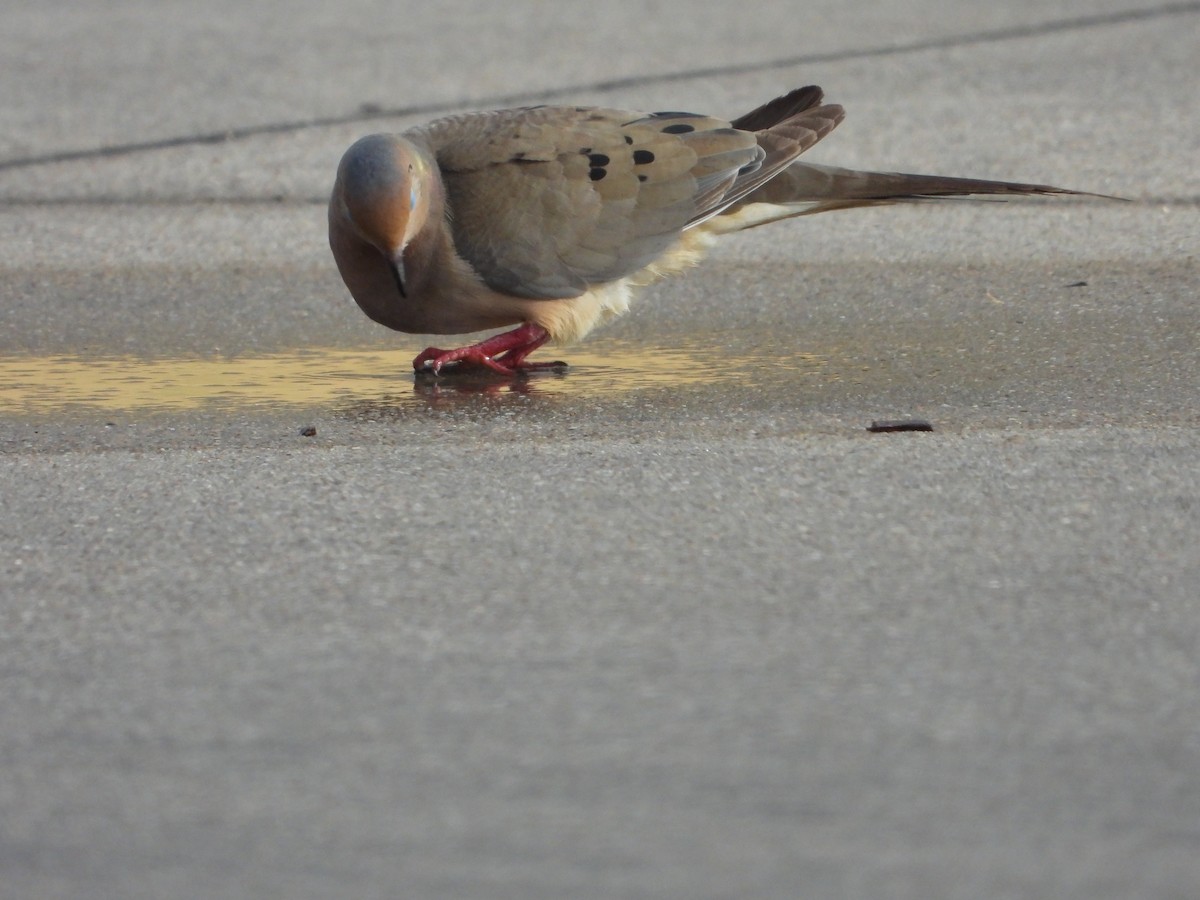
[412,323,566,375]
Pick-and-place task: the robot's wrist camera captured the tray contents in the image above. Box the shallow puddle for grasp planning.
[0,341,830,418]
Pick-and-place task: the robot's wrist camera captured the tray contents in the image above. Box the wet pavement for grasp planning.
[2,2,1199,898]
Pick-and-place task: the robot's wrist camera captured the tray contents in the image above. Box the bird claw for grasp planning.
[415,353,568,377]
[411,324,566,377]
[414,349,518,376]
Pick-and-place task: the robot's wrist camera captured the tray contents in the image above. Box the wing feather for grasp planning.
[415,106,776,298]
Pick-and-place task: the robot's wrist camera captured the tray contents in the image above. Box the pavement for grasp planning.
[1,1,1198,898]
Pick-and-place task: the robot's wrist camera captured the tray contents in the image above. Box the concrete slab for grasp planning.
[1,2,1198,898]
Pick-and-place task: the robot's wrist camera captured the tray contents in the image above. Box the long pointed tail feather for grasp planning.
[707,162,1120,232]
[750,161,1115,204]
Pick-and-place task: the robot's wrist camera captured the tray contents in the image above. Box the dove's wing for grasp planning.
[415,90,842,299]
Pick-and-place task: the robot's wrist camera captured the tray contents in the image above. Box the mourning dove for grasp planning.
[329,85,1091,374]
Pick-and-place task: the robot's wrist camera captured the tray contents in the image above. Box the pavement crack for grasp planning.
[1,2,1197,172]
[2,196,1196,209]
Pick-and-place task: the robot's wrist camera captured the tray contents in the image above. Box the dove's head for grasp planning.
[334,134,437,297]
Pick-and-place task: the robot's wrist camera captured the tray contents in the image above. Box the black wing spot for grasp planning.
[624,135,634,145]
[588,153,610,167]
[637,174,648,182]
[632,149,655,165]
[589,167,606,181]
[662,123,695,135]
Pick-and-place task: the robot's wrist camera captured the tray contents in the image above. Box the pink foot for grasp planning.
[412,323,567,375]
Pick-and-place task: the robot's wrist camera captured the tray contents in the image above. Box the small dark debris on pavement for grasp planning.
[868,419,934,433]
[299,425,317,437]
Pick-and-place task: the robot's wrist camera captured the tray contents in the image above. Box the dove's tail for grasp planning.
[709,85,1115,234]
[707,161,1115,233]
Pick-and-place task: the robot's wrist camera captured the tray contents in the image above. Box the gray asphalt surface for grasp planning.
[2,2,1198,898]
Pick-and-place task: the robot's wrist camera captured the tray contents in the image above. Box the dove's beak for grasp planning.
[390,256,407,298]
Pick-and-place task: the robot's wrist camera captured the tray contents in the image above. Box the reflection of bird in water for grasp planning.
[413,370,544,399]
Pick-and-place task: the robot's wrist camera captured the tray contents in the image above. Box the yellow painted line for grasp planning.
[0,344,828,416]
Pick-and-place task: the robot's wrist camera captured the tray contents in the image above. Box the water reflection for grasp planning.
[0,342,829,418]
